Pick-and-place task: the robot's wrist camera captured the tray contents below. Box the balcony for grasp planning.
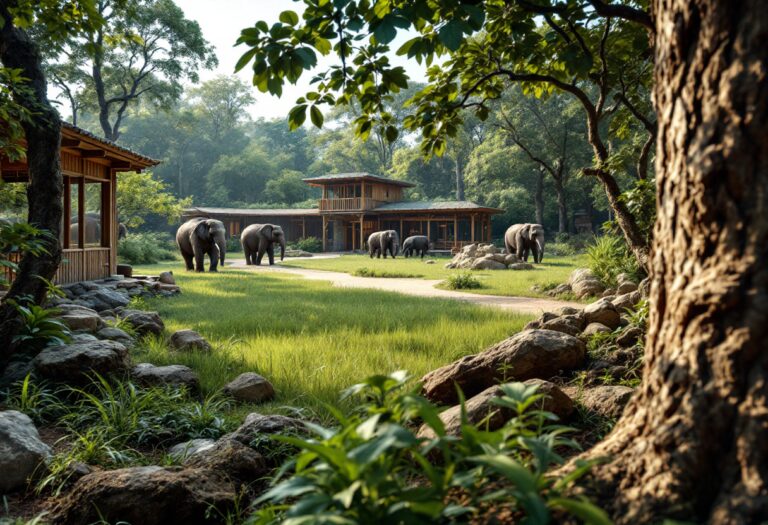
[319,198,388,212]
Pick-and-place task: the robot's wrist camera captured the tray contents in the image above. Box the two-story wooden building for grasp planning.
[183,172,502,252]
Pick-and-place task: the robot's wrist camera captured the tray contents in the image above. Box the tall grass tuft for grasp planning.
[586,235,642,286]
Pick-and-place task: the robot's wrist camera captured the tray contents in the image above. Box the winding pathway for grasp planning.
[228,257,581,315]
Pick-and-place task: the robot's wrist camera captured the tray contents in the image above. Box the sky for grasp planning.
[174,0,427,120]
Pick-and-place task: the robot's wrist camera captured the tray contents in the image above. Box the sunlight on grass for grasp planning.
[132,264,531,421]
[281,253,588,298]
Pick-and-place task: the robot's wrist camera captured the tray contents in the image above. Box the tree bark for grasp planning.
[554,176,568,233]
[582,1,768,522]
[0,7,63,362]
[454,157,465,201]
[534,168,544,226]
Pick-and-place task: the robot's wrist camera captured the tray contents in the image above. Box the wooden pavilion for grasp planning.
[184,173,502,252]
[1,122,159,283]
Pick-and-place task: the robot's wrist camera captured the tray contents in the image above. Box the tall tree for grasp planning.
[0,0,98,358]
[186,75,254,140]
[45,0,216,141]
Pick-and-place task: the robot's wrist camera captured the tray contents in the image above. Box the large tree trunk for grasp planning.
[0,9,63,363]
[554,176,567,233]
[582,1,768,522]
[534,169,544,226]
[454,157,465,201]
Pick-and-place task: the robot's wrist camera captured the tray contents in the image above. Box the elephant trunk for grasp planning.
[279,236,286,261]
[216,236,227,266]
[536,238,544,263]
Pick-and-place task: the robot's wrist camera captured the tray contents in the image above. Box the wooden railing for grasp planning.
[2,248,111,287]
[320,198,361,211]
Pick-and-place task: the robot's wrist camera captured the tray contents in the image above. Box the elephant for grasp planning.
[241,223,286,266]
[505,223,545,263]
[368,230,399,258]
[118,223,128,240]
[69,212,128,244]
[402,235,430,259]
[176,217,227,272]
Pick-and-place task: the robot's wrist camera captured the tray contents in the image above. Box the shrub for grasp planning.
[9,299,71,350]
[118,232,176,265]
[353,267,422,278]
[250,371,608,525]
[290,236,322,253]
[444,271,482,290]
[227,234,242,253]
[586,235,642,287]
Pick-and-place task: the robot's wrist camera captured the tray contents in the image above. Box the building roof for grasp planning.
[303,172,415,188]
[62,122,160,169]
[373,200,503,213]
[184,207,320,217]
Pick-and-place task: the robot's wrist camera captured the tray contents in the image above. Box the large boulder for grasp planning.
[34,340,129,382]
[49,466,236,525]
[573,385,635,418]
[170,330,212,352]
[158,271,176,285]
[183,439,268,488]
[583,299,621,329]
[508,262,534,270]
[471,258,507,270]
[418,379,574,439]
[568,269,606,299]
[223,372,275,403]
[95,326,135,346]
[582,322,612,337]
[117,308,165,336]
[616,281,638,294]
[541,314,585,337]
[80,287,130,312]
[0,411,52,493]
[226,413,304,448]
[131,363,199,391]
[612,290,643,313]
[421,329,586,405]
[56,304,104,332]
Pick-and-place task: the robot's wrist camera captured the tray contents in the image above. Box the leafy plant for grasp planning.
[290,236,322,253]
[249,372,608,525]
[227,234,242,253]
[3,374,64,424]
[353,267,423,278]
[9,299,70,350]
[0,219,53,288]
[586,235,642,287]
[118,232,177,265]
[444,271,482,290]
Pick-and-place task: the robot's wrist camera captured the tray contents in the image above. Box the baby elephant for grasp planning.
[241,223,286,265]
[176,218,227,272]
[368,230,399,258]
[402,235,430,258]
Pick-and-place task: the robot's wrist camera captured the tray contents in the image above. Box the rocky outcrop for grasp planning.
[115,308,165,336]
[53,275,181,313]
[183,439,268,488]
[223,372,275,403]
[56,304,105,332]
[445,243,527,270]
[566,385,635,418]
[170,330,212,352]
[131,363,200,391]
[0,411,52,493]
[421,329,586,405]
[34,340,129,382]
[50,466,236,525]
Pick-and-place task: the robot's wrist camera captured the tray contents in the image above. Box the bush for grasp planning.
[586,235,642,287]
[118,232,176,265]
[290,236,322,253]
[444,271,482,290]
[353,267,422,278]
[227,234,242,253]
[250,371,608,525]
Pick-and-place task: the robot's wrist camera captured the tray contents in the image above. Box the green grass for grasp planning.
[280,253,588,298]
[132,263,530,422]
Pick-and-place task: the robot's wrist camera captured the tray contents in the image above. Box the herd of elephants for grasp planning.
[172,217,546,272]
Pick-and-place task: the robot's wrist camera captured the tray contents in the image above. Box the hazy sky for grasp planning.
[175,0,426,120]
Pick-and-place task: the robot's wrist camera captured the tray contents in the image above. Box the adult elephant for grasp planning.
[368,230,399,258]
[241,223,286,266]
[69,213,128,243]
[402,235,430,259]
[504,223,545,263]
[176,218,227,272]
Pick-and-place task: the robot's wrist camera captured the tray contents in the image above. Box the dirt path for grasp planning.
[228,258,581,315]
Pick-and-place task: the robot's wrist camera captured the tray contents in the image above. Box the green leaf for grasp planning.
[470,454,538,493]
[310,105,324,128]
[438,20,465,52]
[234,48,257,73]
[550,498,612,525]
[279,10,299,26]
[288,104,308,130]
[372,16,397,44]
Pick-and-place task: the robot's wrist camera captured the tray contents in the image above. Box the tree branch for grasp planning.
[586,0,653,30]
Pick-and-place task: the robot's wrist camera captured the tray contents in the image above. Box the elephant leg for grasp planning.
[192,239,205,272]
[267,244,275,265]
[209,249,219,272]
[244,247,253,265]
[182,252,194,271]
[522,247,529,262]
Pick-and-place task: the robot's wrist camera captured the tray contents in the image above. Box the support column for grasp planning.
[399,218,403,240]
[453,214,458,250]
[63,177,71,249]
[471,214,475,243]
[77,179,85,249]
[302,216,306,238]
[360,214,364,252]
[427,217,431,242]
[322,215,327,251]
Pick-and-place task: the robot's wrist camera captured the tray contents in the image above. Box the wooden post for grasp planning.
[302,216,306,238]
[361,181,366,210]
[471,214,475,243]
[322,215,327,251]
[63,177,71,249]
[77,179,85,249]
[453,214,458,250]
[427,217,431,243]
[399,218,403,240]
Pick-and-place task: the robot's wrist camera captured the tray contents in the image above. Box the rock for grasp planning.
[34,341,129,382]
[568,268,606,298]
[503,254,519,265]
[616,326,643,348]
[184,439,267,487]
[556,306,581,316]
[612,290,643,313]
[508,262,534,270]
[157,283,181,293]
[471,258,507,270]
[170,330,212,352]
[116,264,133,278]
[639,277,650,298]
[0,411,52,493]
[0,359,34,387]
[418,379,574,439]
[576,385,635,418]
[131,363,199,391]
[117,308,165,336]
[582,322,612,337]
[487,253,508,264]
[421,329,586,405]
[81,287,130,311]
[223,372,275,403]
[50,466,236,525]
[57,304,104,332]
[96,326,134,345]
[583,299,621,329]
[617,281,638,294]
[541,317,581,337]
[546,283,572,296]
[168,439,216,460]
[524,320,541,330]
[70,333,99,343]
[227,413,304,448]
[601,288,617,298]
[424,259,436,264]
[158,271,176,285]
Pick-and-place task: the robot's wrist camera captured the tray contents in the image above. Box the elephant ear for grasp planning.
[261,224,274,238]
[521,224,532,240]
[195,220,210,239]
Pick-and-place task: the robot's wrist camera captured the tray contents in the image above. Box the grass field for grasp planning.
[280,253,587,298]
[132,263,530,422]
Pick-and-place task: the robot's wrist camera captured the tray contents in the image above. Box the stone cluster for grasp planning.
[444,243,533,270]
[545,268,645,300]
[51,271,180,312]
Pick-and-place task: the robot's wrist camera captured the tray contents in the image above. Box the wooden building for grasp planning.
[1,122,159,284]
[184,173,501,252]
